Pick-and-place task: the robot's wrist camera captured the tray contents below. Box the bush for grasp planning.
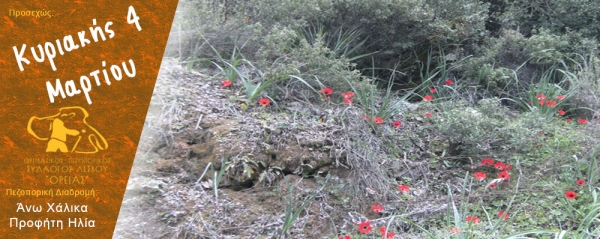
[424,98,557,157]
[429,98,508,156]
[258,27,363,97]
[189,0,491,82]
[524,29,598,66]
[569,52,600,116]
[503,0,600,41]
[462,28,598,100]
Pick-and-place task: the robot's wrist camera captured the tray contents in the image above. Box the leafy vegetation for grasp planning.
[150,0,600,238]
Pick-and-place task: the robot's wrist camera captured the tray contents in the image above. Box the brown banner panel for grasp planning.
[0,1,179,238]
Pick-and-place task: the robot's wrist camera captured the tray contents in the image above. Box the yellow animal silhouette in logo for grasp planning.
[27,106,108,153]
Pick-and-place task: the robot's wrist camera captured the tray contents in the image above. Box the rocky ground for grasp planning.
[111,55,599,238]
[112,56,461,238]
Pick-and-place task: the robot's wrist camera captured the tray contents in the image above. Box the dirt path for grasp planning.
[112,59,185,239]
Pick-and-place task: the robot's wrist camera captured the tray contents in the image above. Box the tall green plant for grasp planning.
[347,64,425,126]
[522,67,572,116]
[300,24,373,62]
[278,178,323,238]
[223,60,289,103]
[208,43,291,104]
[210,46,244,83]
[418,47,472,112]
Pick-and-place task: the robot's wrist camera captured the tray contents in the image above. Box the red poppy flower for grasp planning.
[339,236,351,239]
[537,93,546,100]
[221,80,232,88]
[558,110,566,116]
[357,221,373,234]
[489,183,497,189]
[430,87,437,93]
[393,121,402,128]
[425,112,432,117]
[341,92,355,98]
[565,190,577,200]
[258,98,270,106]
[494,162,506,171]
[373,117,384,124]
[445,79,454,85]
[576,179,585,186]
[474,172,486,181]
[365,116,370,121]
[380,227,395,239]
[566,119,572,123]
[539,100,545,105]
[481,158,494,166]
[578,118,587,124]
[556,95,565,101]
[506,165,513,170]
[450,227,461,235]
[320,87,333,100]
[466,215,481,224]
[546,100,557,108]
[498,211,509,220]
[499,171,510,180]
[372,204,384,213]
[342,92,354,104]
[398,184,409,193]
[320,87,333,95]
[423,95,434,101]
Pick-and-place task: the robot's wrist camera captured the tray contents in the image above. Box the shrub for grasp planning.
[174,0,264,69]
[431,99,506,156]
[503,0,600,41]
[231,0,490,82]
[258,29,363,96]
[524,29,599,66]
[463,28,598,100]
[569,52,600,116]
[461,29,528,96]
[424,97,564,157]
